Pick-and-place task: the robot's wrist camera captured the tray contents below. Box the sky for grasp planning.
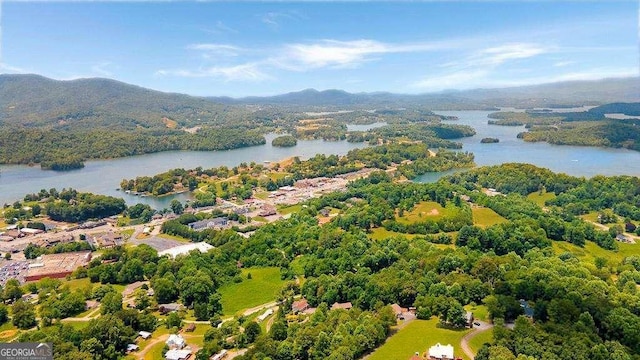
[0,1,638,97]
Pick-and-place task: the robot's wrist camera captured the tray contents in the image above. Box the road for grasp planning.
[460,320,493,360]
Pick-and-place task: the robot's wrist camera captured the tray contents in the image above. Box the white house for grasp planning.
[166,334,186,349]
[428,343,454,360]
[165,349,191,360]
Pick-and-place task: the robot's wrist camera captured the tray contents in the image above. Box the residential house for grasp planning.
[159,303,184,315]
[331,302,353,310]
[210,349,228,360]
[165,349,191,360]
[184,323,196,332]
[139,331,152,340]
[391,303,407,319]
[465,312,474,328]
[519,299,534,318]
[292,299,309,313]
[166,334,186,349]
[427,343,454,360]
[126,344,139,353]
[187,217,228,231]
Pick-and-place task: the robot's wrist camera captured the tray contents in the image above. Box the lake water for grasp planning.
[414,110,640,182]
[2,111,640,208]
[0,133,367,208]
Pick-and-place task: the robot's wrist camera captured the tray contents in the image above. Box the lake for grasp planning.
[2,111,640,208]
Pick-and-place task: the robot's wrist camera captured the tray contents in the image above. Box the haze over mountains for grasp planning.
[1,74,639,128]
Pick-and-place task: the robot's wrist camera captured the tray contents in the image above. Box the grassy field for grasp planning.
[468,329,494,354]
[527,191,556,207]
[369,228,419,241]
[0,322,18,342]
[368,318,471,360]
[219,267,285,316]
[472,207,507,227]
[61,320,91,330]
[552,240,638,265]
[397,201,458,224]
[464,304,489,322]
[278,204,303,215]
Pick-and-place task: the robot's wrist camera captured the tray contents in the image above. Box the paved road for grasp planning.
[460,320,493,360]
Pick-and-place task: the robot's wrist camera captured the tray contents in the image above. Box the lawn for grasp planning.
[61,320,90,330]
[368,318,471,360]
[278,204,303,215]
[468,329,494,354]
[219,267,285,316]
[527,191,556,207]
[472,207,507,227]
[464,304,489,322]
[397,201,458,224]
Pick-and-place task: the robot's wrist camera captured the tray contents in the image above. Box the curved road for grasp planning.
[460,321,493,360]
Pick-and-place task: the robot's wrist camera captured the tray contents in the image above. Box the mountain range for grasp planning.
[1,74,639,128]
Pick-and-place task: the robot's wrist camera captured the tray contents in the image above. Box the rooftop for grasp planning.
[158,242,214,259]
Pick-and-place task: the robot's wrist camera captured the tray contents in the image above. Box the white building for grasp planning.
[166,334,186,349]
[165,349,191,360]
[159,242,214,259]
[428,343,454,360]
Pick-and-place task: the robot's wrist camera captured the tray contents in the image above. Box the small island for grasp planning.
[271,135,297,147]
[481,137,500,143]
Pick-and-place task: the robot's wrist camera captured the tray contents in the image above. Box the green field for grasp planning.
[397,201,458,224]
[472,207,507,227]
[464,304,489,322]
[468,329,494,354]
[527,191,556,207]
[553,240,638,265]
[61,320,91,330]
[219,267,285,316]
[368,318,471,360]
[278,204,303,215]
[369,228,419,241]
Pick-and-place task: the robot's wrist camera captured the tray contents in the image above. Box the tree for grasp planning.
[154,277,179,304]
[12,300,37,329]
[165,311,182,329]
[244,321,262,344]
[134,289,150,311]
[100,292,123,315]
[170,199,184,215]
[0,304,8,325]
[3,279,23,302]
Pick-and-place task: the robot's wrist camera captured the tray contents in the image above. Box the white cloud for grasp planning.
[277,39,446,71]
[156,62,272,82]
[90,62,113,77]
[0,62,26,73]
[261,11,303,30]
[187,43,242,57]
[413,43,550,90]
[553,61,575,67]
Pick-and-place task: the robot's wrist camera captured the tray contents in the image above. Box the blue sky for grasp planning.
[1,1,638,97]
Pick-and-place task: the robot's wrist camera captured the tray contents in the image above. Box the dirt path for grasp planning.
[137,333,169,359]
[460,321,493,360]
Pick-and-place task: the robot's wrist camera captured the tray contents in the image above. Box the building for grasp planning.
[465,312,474,328]
[159,303,184,315]
[187,217,228,231]
[139,331,152,340]
[210,349,228,360]
[126,344,139,353]
[95,232,123,248]
[166,334,186,349]
[25,251,92,282]
[184,323,196,332]
[158,243,214,259]
[519,299,534,318]
[259,205,277,217]
[427,343,454,360]
[391,303,407,319]
[292,299,309,313]
[257,308,274,322]
[165,349,191,360]
[331,302,353,310]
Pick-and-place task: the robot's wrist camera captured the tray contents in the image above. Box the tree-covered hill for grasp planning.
[0,74,235,129]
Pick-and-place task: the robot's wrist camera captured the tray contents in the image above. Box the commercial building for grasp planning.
[25,251,92,282]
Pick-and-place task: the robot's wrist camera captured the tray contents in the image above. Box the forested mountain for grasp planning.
[0,74,234,129]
